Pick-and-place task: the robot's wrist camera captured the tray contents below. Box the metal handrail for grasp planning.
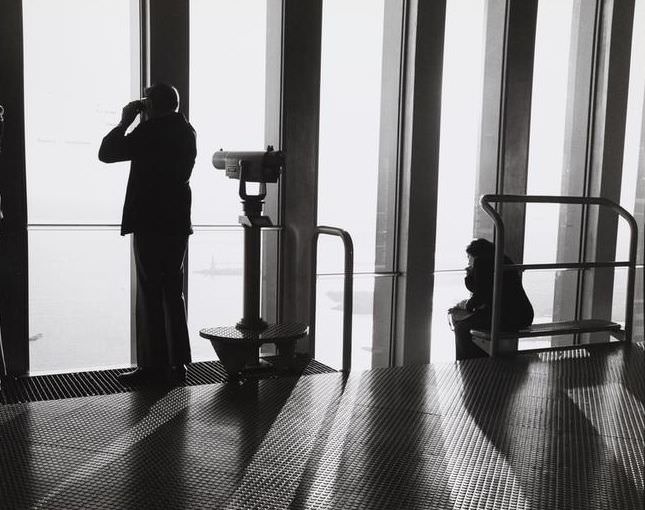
[309,226,354,373]
[480,194,638,356]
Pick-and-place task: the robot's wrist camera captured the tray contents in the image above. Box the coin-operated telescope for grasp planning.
[212,146,283,183]
[212,146,284,226]
[213,146,285,329]
[201,146,308,377]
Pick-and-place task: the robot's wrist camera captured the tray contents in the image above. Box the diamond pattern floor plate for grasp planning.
[0,358,335,405]
[0,342,643,509]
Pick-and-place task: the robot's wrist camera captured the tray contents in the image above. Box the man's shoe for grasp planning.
[117,367,158,386]
[168,364,187,385]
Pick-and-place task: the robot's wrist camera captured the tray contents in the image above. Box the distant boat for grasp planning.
[193,256,242,277]
[29,333,43,342]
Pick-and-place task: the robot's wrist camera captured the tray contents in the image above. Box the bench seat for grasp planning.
[471,319,623,355]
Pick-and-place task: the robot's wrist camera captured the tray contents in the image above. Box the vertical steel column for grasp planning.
[242,224,263,328]
[635,88,645,341]
[497,0,538,264]
[146,0,189,114]
[238,182,268,331]
[0,0,29,375]
[553,0,600,345]
[393,0,446,367]
[474,0,506,242]
[261,0,284,328]
[269,0,323,354]
[144,0,190,360]
[129,0,144,366]
[582,0,635,340]
[474,0,538,264]
[372,0,405,369]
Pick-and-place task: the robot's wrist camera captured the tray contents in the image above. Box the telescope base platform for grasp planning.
[200,322,308,377]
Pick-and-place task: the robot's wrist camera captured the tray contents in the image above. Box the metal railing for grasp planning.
[309,226,354,373]
[480,194,638,356]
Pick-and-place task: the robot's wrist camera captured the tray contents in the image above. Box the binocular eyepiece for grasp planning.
[212,145,284,183]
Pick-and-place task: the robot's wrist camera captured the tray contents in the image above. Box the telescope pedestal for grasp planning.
[200,175,309,377]
[200,322,308,376]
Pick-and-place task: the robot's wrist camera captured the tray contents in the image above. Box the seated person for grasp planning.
[449,238,534,360]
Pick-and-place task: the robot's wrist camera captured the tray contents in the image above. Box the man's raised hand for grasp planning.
[119,101,141,128]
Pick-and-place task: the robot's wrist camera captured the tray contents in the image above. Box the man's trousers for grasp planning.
[133,233,191,370]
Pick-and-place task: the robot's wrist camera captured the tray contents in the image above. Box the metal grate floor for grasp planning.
[0,342,643,509]
[0,357,335,405]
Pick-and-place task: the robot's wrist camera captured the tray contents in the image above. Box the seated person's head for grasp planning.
[466,238,494,259]
[144,83,179,118]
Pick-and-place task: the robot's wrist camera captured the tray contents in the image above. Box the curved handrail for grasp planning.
[310,226,354,372]
[480,194,638,356]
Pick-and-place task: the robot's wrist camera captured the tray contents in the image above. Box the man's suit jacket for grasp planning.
[99,112,196,236]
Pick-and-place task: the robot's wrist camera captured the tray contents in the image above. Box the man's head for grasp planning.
[143,83,179,118]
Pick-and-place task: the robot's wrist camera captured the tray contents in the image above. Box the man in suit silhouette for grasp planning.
[99,83,195,385]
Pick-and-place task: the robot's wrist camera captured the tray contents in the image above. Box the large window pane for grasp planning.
[315,0,387,370]
[615,0,645,342]
[188,1,270,363]
[435,0,486,272]
[187,228,279,362]
[189,0,267,226]
[617,0,645,265]
[187,228,244,361]
[523,269,566,327]
[611,268,630,326]
[524,0,575,243]
[23,0,139,374]
[430,271,465,363]
[523,0,576,330]
[317,0,385,273]
[524,0,575,265]
[314,275,389,372]
[23,0,139,225]
[28,228,131,373]
[431,0,486,362]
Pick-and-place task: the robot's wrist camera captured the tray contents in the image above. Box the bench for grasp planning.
[476,194,637,357]
[471,319,623,355]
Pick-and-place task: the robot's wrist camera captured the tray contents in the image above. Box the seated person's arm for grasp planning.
[465,258,493,311]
